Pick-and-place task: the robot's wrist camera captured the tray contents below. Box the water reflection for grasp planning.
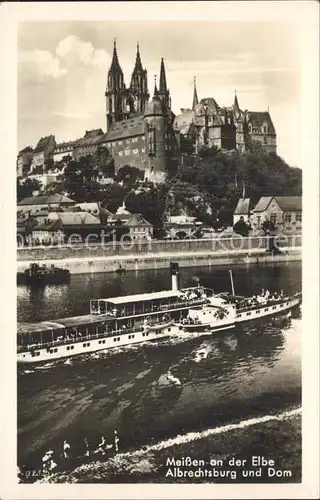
[17,262,301,470]
[17,262,301,323]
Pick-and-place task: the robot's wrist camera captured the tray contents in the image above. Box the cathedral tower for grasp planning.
[105,40,127,131]
[157,58,171,112]
[129,43,149,113]
[144,78,167,183]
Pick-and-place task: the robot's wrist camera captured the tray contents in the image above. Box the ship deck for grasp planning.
[17,314,114,335]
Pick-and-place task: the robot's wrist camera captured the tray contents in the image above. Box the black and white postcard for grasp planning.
[1,1,319,499]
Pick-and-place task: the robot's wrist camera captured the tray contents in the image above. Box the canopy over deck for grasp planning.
[17,314,113,335]
[100,289,181,306]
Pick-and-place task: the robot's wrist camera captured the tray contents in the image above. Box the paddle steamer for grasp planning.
[17,264,301,364]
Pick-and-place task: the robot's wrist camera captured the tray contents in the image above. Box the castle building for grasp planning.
[17,146,34,177]
[174,79,277,154]
[30,135,56,170]
[73,129,104,161]
[99,41,179,182]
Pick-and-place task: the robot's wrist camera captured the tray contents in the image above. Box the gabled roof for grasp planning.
[252,196,273,212]
[199,97,220,114]
[126,213,152,227]
[18,195,75,206]
[75,129,104,148]
[54,211,101,226]
[101,117,145,142]
[253,196,302,213]
[234,198,250,215]
[34,135,55,153]
[18,146,33,155]
[247,111,276,135]
[275,196,302,211]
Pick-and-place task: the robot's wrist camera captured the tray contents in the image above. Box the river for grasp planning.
[17,261,302,483]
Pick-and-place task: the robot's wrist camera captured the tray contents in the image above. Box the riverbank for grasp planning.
[37,410,301,484]
[17,246,301,275]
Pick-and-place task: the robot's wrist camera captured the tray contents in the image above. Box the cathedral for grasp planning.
[98,41,179,182]
[174,78,277,155]
[18,41,277,183]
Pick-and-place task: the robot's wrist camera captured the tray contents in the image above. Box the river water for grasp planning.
[17,261,302,483]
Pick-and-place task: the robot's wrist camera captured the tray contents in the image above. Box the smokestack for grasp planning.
[170,262,180,291]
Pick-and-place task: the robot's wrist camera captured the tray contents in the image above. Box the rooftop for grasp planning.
[275,196,302,211]
[18,195,75,206]
[234,198,251,215]
[100,116,145,142]
[34,135,55,153]
[248,111,276,135]
[253,196,302,213]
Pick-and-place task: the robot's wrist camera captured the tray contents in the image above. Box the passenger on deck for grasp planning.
[63,440,70,459]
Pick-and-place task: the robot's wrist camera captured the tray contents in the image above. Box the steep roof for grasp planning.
[18,195,75,206]
[252,196,273,212]
[74,129,104,148]
[84,129,104,139]
[234,198,250,215]
[248,111,276,135]
[34,135,55,153]
[275,196,302,211]
[126,213,152,227]
[55,211,101,226]
[159,58,167,93]
[100,116,145,142]
[18,146,33,155]
[199,97,220,114]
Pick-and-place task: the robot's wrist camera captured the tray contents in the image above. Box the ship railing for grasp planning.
[119,298,206,316]
[17,319,174,352]
[236,296,291,313]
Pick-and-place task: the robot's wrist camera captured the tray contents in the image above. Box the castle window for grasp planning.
[248,124,252,133]
[270,213,277,224]
[296,212,302,222]
[263,126,268,134]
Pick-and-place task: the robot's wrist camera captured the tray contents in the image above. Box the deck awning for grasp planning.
[17,314,113,335]
[100,289,180,306]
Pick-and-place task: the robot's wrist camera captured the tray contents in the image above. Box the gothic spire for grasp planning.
[110,38,122,73]
[153,75,158,96]
[159,58,167,92]
[192,76,198,110]
[133,41,143,73]
[234,90,240,114]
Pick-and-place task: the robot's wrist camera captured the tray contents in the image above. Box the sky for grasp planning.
[18,20,302,166]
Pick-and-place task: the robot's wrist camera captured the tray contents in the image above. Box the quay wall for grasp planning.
[17,236,302,274]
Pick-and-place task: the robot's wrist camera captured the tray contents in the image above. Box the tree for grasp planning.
[116,165,144,185]
[17,178,42,202]
[125,184,169,230]
[100,183,127,213]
